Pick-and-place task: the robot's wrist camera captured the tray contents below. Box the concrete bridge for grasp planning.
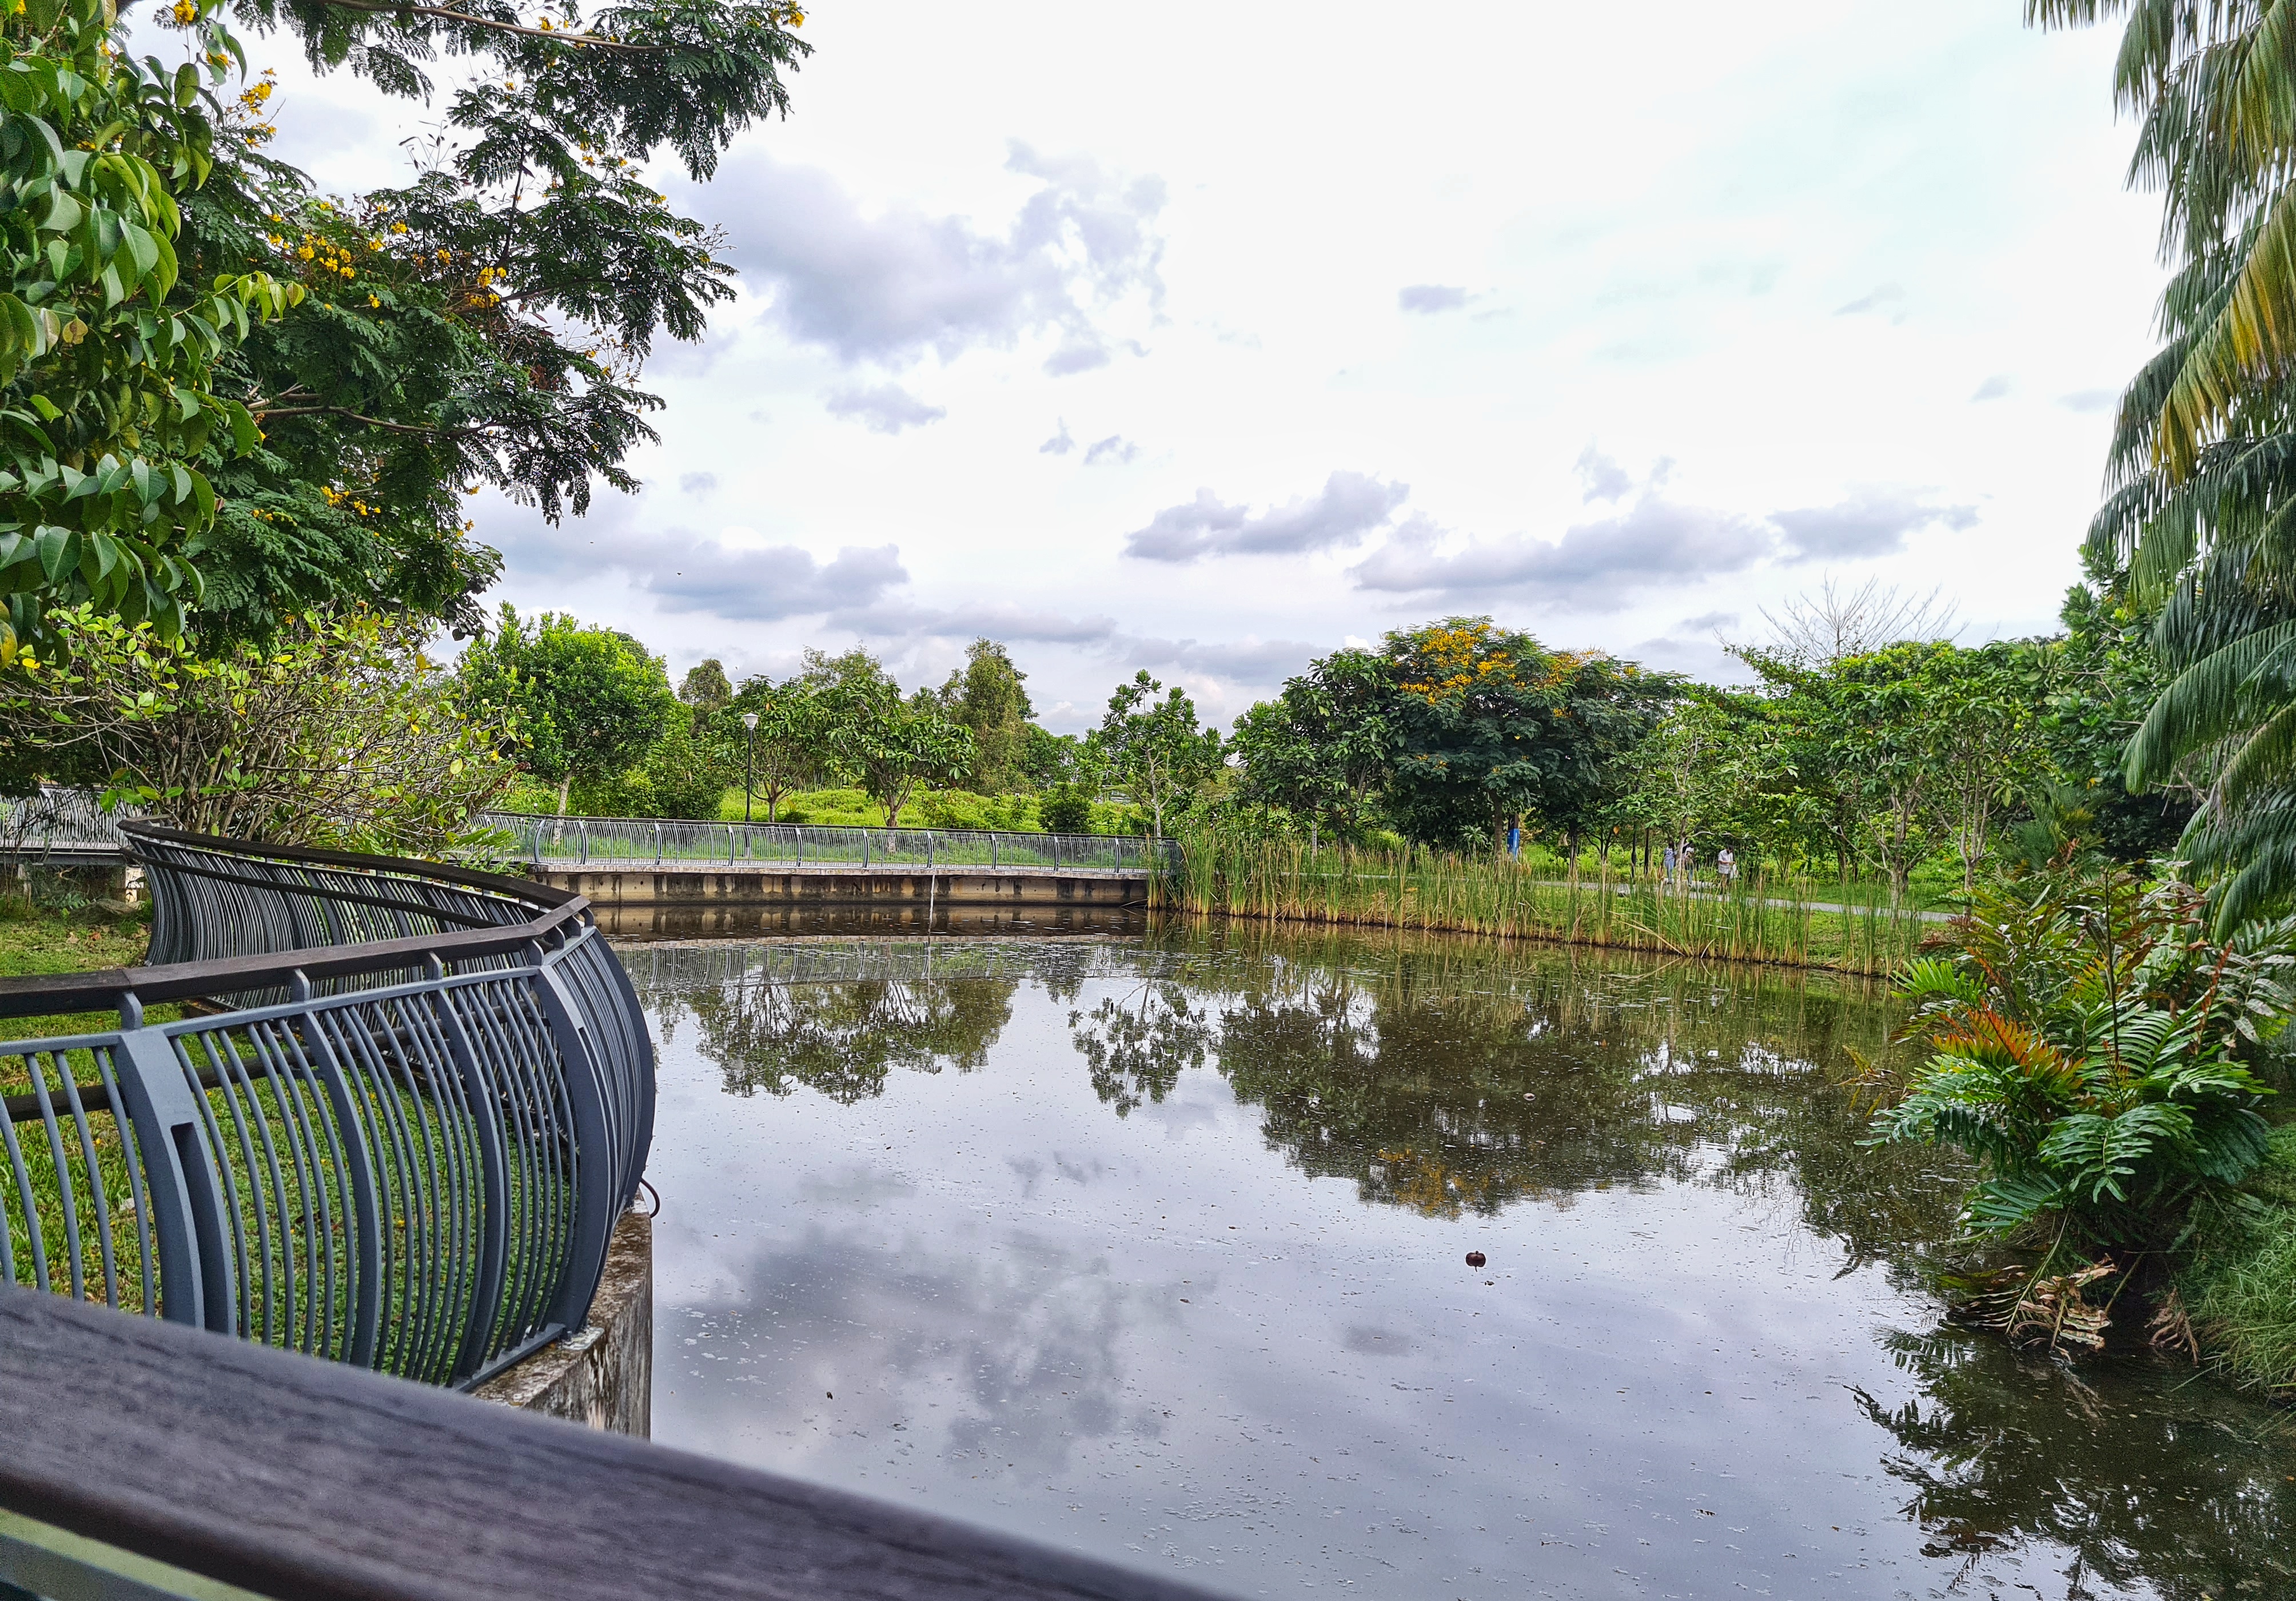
[0,797,1166,922]
[481,813,1161,932]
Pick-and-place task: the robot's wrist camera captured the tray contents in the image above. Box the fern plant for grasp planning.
[1871,864,2291,1343]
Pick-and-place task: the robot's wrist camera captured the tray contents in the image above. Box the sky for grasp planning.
[251,0,2166,732]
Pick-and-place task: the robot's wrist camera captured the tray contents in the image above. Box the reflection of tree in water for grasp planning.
[1855,1325,2296,1600]
[1125,923,1964,1259]
[656,974,1019,1104]
[1067,981,1215,1117]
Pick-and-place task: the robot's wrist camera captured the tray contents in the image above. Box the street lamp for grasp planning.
[742,711,760,823]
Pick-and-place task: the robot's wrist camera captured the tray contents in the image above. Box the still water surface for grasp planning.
[631,925,2295,1601]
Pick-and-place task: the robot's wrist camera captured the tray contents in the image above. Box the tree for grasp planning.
[0,0,301,656]
[1921,642,2055,893]
[938,638,1034,792]
[1380,618,1605,853]
[725,674,828,822]
[1755,577,1958,667]
[822,665,973,828]
[1098,670,1223,837]
[0,0,809,647]
[679,657,731,711]
[0,603,512,850]
[454,603,675,813]
[1514,651,1681,861]
[2040,584,2190,863]
[2031,2,2296,928]
[1230,647,1394,842]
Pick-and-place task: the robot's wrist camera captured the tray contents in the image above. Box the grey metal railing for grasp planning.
[0,823,653,1391]
[479,811,1173,874]
[0,785,129,858]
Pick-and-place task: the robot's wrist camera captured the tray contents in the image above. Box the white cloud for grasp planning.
[824,383,948,434]
[1398,284,1470,313]
[707,142,1166,371]
[1123,472,1410,563]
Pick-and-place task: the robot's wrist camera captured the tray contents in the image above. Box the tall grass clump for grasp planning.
[1156,825,1932,975]
[2182,1124,2296,1398]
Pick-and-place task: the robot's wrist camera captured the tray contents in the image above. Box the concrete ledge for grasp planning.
[474,1209,652,1437]
[531,865,1149,910]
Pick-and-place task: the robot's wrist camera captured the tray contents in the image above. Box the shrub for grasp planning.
[1869,863,2290,1348]
[1039,784,1094,834]
[0,606,514,855]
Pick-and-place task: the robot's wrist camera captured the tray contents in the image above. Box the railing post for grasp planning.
[926,834,934,871]
[862,831,870,869]
[991,832,998,869]
[654,822,662,865]
[1051,835,1060,870]
[578,821,587,865]
[111,1030,232,1333]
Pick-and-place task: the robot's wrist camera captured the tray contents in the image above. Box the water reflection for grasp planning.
[1859,1327,2296,1599]
[635,923,2293,1600]
[656,963,1019,1102]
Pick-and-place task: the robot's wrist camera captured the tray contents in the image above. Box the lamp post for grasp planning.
[742,711,760,823]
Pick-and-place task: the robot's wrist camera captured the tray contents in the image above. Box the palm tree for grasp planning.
[2043,0,2296,926]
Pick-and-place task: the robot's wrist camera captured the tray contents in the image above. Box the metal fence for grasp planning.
[478,811,1174,874]
[0,823,653,1391]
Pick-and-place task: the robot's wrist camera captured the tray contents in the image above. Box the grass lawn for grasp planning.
[0,898,157,1050]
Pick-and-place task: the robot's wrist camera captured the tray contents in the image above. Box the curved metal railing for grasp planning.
[0,825,653,1390]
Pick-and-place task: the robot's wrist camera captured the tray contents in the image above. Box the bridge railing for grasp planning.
[0,823,653,1392]
[0,785,129,858]
[1,1285,1234,1601]
[479,811,1175,874]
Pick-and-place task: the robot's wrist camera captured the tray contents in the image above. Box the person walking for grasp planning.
[1717,846,1736,887]
[1661,842,1677,885]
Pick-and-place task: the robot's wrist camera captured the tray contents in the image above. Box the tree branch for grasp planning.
[253,404,484,440]
[312,0,662,54]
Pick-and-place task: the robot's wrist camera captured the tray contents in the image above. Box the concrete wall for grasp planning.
[475,1208,652,1437]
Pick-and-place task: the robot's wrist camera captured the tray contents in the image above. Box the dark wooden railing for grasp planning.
[0,1287,1232,1601]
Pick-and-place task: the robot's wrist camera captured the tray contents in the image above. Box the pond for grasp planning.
[629,923,2296,1601]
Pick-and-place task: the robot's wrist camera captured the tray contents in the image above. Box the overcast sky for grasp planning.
[257,0,2161,732]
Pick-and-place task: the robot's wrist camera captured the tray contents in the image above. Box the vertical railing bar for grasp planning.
[92,1046,158,1316]
[0,1074,53,1295]
[51,1057,120,1308]
[25,1053,89,1302]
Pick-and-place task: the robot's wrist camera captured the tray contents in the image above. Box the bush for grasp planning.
[574,722,726,819]
[1869,863,2290,1349]
[1039,784,1093,834]
[0,607,514,855]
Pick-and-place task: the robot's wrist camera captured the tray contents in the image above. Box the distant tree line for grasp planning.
[432,584,2181,908]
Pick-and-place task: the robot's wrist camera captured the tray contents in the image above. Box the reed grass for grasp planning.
[1153,830,1936,976]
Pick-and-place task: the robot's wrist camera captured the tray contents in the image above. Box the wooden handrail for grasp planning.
[0,1287,1232,1601]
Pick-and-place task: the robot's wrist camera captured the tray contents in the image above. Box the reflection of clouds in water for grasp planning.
[1005,1153,1117,1197]
[663,1226,1173,1479]
[1342,1324,1418,1356]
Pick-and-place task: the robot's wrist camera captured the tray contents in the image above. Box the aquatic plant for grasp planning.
[1157,822,1932,975]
